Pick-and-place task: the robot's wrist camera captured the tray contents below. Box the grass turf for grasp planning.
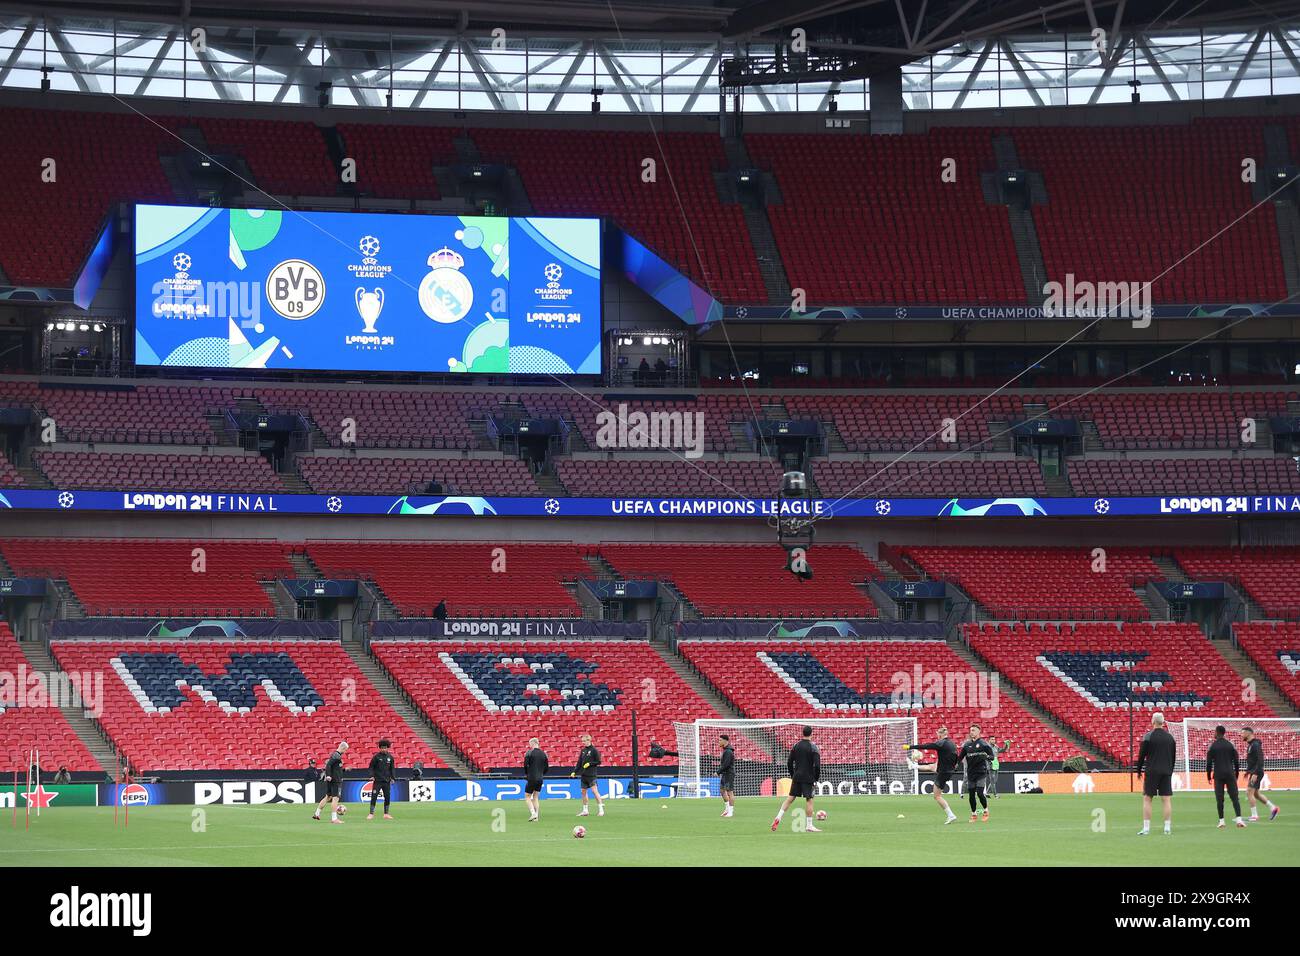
[2,793,1292,867]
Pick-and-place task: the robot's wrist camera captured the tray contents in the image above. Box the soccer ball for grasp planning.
[815,810,827,821]
[336,804,347,815]
[572,825,586,839]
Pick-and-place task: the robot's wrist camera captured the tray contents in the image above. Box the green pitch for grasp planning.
[2,794,1293,867]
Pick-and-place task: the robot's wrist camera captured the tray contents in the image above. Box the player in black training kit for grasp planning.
[958,724,996,823]
[1206,725,1246,829]
[905,725,960,824]
[367,738,396,821]
[313,741,349,823]
[1242,726,1279,822]
[571,734,604,818]
[524,737,548,822]
[771,725,822,832]
[1136,712,1177,835]
[718,734,736,818]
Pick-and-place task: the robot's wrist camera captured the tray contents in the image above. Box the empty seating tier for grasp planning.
[36,451,284,493]
[967,621,1275,763]
[372,640,716,770]
[902,546,1162,621]
[306,541,587,617]
[598,543,878,618]
[1174,547,1300,619]
[1234,622,1300,711]
[680,639,1080,760]
[0,623,99,773]
[297,455,538,496]
[475,129,765,302]
[50,639,441,772]
[0,539,294,617]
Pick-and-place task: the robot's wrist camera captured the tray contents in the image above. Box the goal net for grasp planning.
[1178,717,1300,791]
[674,718,917,798]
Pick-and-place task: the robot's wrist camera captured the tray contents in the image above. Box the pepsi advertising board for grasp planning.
[133,204,602,375]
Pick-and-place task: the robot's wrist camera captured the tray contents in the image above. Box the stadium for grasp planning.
[0,0,1298,919]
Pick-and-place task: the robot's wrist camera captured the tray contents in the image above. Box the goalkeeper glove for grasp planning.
[569,772,575,778]
[582,762,590,769]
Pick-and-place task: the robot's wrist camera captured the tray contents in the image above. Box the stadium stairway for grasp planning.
[16,461,51,489]
[659,581,702,621]
[257,581,298,618]
[651,643,744,721]
[19,641,118,778]
[991,131,1050,303]
[361,581,401,621]
[52,580,86,620]
[1131,584,1169,622]
[1213,638,1299,717]
[949,636,1107,765]
[722,136,791,303]
[288,549,324,580]
[1151,555,1187,583]
[340,641,473,777]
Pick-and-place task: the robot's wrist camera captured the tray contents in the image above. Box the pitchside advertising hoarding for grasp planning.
[133,204,602,375]
[25,772,1300,809]
[3,489,1300,519]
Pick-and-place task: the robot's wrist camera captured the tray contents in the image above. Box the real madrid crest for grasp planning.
[419,246,473,324]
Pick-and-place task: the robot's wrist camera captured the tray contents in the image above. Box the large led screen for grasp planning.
[134,204,601,374]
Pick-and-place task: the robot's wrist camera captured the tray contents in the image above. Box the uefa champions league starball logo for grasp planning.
[1093,498,1110,514]
[172,252,191,273]
[874,500,891,515]
[419,247,473,324]
[326,496,343,513]
[544,262,563,284]
[544,498,561,515]
[358,235,381,259]
[58,491,75,509]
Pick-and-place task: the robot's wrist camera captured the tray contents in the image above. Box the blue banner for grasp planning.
[3,488,1299,519]
[717,302,1294,323]
[49,618,339,639]
[373,619,646,639]
[675,619,944,639]
[408,776,684,801]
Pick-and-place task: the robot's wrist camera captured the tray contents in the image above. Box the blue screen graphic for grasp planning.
[133,204,602,374]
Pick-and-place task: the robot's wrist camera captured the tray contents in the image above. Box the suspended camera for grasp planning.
[777,470,815,580]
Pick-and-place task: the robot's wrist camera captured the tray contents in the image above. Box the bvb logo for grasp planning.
[266,259,326,320]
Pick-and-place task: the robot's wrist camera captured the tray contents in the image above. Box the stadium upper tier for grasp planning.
[2,379,1297,499]
[5,540,1300,626]
[0,105,1290,304]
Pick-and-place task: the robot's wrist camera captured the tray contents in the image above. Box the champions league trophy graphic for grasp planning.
[419,246,474,324]
[355,287,384,332]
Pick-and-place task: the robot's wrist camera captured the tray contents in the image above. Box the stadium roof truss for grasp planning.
[0,10,1297,112]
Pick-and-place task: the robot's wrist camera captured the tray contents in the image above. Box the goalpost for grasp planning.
[674,717,918,798]
[1178,717,1300,791]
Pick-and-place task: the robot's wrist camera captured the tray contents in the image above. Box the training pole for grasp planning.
[114,753,119,826]
[123,766,130,828]
[33,748,40,818]
[24,747,31,830]
[10,768,15,828]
